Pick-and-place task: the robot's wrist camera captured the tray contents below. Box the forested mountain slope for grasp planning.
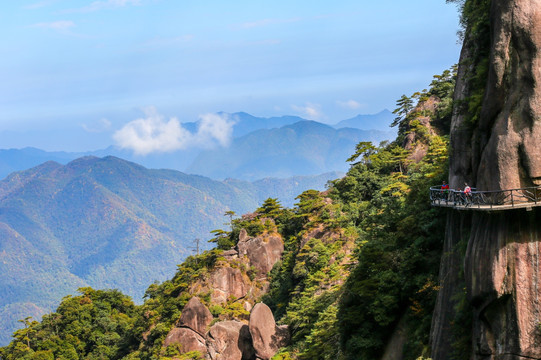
[0,157,338,346]
[0,64,456,359]
[4,2,539,358]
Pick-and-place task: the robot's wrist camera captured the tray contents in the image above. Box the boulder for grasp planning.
[248,303,289,360]
[179,296,213,336]
[209,266,248,304]
[237,230,284,277]
[206,320,255,360]
[163,327,207,354]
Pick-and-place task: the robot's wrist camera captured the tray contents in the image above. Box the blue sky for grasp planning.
[0,0,461,151]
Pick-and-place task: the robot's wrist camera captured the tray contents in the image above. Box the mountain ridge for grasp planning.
[0,111,394,181]
[187,120,394,180]
[0,155,342,345]
[333,109,395,131]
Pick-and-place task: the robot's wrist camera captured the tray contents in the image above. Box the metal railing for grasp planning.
[430,185,541,209]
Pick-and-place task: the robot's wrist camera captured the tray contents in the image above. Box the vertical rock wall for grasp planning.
[474,0,541,191]
[432,0,541,359]
[465,211,541,358]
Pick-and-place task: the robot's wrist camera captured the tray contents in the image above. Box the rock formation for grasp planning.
[206,321,254,360]
[431,1,541,358]
[189,228,284,305]
[165,300,289,360]
[208,266,249,304]
[237,228,284,278]
[178,296,213,336]
[163,327,207,354]
[163,227,289,359]
[248,303,290,360]
[449,0,541,191]
[164,297,212,354]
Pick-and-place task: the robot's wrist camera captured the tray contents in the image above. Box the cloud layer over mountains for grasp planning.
[113,108,235,155]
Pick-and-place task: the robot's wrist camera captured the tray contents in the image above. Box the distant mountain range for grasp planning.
[183,112,309,138]
[0,111,395,181]
[0,110,395,344]
[333,109,395,131]
[0,155,341,345]
[188,120,393,180]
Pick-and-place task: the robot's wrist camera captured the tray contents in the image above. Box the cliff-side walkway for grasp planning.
[430,186,541,211]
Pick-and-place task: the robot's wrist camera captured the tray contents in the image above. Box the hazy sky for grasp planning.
[0,0,461,151]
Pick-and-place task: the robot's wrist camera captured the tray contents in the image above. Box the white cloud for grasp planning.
[196,113,234,148]
[65,0,141,13]
[336,100,363,110]
[82,118,112,133]
[291,102,323,120]
[32,20,75,31]
[113,107,235,155]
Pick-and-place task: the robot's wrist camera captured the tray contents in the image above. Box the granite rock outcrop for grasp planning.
[178,296,213,336]
[431,0,541,358]
[189,228,284,306]
[206,320,254,360]
[248,303,290,360]
[163,327,207,354]
[163,226,288,359]
[237,228,284,278]
[165,301,289,360]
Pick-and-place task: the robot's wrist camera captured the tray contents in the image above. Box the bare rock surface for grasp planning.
[163,327,207,354]
[190,265,249,305]
[473,0,541,191]
[248,303,289,360]
[464,211,541,359]
[237,229,284,277]
[434,0,541,359]
[449,0,541,191]
[205,320,254,360]
[209,266,248,304]
[179,296,213,336]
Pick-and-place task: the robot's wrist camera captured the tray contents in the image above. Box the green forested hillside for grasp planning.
[0,65,455,359]
[0,157,338,346]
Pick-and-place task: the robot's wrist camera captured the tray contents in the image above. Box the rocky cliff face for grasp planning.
[163,228,288,360]
[432,1,541,358]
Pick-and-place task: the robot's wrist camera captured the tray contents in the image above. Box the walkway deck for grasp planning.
[430,186,541,211]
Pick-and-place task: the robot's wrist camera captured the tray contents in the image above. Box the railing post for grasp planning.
[511,191,514,207]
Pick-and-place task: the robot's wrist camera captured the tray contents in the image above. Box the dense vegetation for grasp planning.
[0,288,137,360]
[0,156,338,345]
[0,63,455,360]
[447,0,491,125]
[268,67,454,360]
